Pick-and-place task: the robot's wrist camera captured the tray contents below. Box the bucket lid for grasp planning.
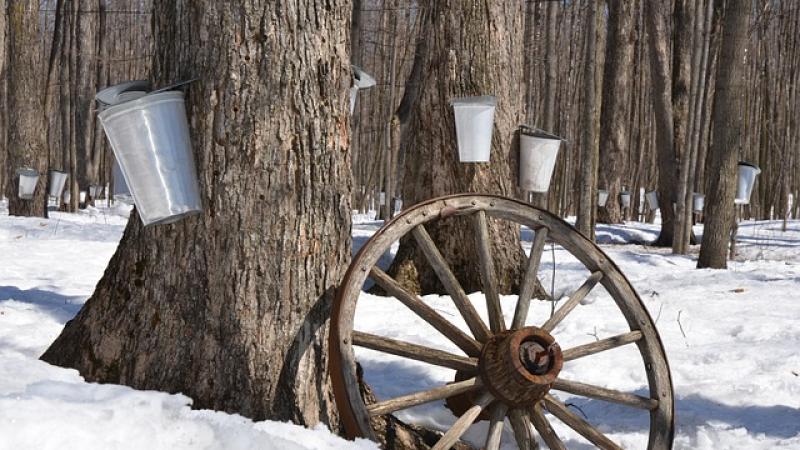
[95,80,152,106]
[519,125,564,141]
[738,161,761,173]
[49,169,67,175]
[352,66,376,89]
[16,168,39,177]
[450,95,496,107]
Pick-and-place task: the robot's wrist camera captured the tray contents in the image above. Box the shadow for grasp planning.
[0,286,83,324]
[553,390,800,439]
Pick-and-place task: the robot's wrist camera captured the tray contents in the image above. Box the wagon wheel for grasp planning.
[331,194,674,449]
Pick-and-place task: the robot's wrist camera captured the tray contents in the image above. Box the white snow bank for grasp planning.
[0,207,377,450]
[3,201,800,449]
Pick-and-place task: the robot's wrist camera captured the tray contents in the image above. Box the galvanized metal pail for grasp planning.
[350,66,376,114]
[98,91,202,226]
[645,191,659,211]
[598,189,609,207]
[451,96,496,163]
[17,168,39,200]
[89,184,104,199]
[519,127,563,193]
[48,170,68,199]
[620,191,631,209]
[735,162,761,205]
[693,193,705,212]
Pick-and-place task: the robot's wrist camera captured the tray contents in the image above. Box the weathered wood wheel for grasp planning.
[331,194,674,449]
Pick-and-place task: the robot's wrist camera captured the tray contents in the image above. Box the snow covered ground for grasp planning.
[2,200,799,449]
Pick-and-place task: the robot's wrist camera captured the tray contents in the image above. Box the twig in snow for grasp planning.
[586,326,599,341]
[654,303,664,324]
[677,310,689,347]
[565,402,589,420]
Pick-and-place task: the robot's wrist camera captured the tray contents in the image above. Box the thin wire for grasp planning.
[35,9,152,15]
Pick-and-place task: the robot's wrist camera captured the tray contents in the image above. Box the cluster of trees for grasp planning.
[0,0,151,216]
[0,0,795,443]
[351,0,800,267]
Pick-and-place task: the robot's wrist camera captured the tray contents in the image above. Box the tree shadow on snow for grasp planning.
[555,390,800,440]
[0,286,83,324]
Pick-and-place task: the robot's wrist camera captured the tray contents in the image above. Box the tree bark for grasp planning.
[387,1,529,296]
[646,1,679,247]
[576,0,599,239]
[43,0,352,427]
[4,0,48,217]
[670,0,694,252]
[597,0,635,224]
[698,0,750,268]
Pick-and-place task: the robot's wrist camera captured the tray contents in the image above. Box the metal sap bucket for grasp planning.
[735,162,761,205]
[394,198,402,212]
[645,190,659,211]
[63,190,71,204]
[518,126,563,193]
[620,191,631,209]
[79,191,87,203]
[598,189,609,207]
[17,168,39,200]
[693,193,705,212]
[112,158,134,204]
[97,90,202,226]
[48,170,68,199]
[89,184,104,199]
[350,65,376,114]
[451,96,496,163]
[379,192,386,205]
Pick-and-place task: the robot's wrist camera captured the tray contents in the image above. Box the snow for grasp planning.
[2,199,800,449]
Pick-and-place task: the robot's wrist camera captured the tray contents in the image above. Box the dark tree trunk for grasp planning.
[597,0,635,224]
[576,0,600,239]
[4,1,48,217]
[0,3,6,195]
[387,1,529,296]
[42,0,352,427]
[646,1,679,247]
[698,0,750,268]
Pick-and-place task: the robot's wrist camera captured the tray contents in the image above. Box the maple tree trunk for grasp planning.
[4,0,48,217]
[387,1,528,296]
[43,0,352,426]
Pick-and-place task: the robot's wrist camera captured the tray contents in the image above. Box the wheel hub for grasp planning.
[479,326,563,407]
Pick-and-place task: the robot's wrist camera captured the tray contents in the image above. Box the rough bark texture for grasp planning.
[698,0,750,268]
[0,4,6,194]
[597,0,635,224]
[387,2,528,296]
[42,0,352,426]
[4,1,48,217]
[576,0,599,239]
[646,1,679,247]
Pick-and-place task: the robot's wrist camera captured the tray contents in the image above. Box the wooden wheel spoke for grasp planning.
[412,225,491,342]
[352,331,478,372]
[367,377,482,416]
[542,394,622,450]
[369,267,482,356]
[508,409,537,450]
[562,330,643,361]
[431,391,494,450]
[552,378,658,410]
[473,210,506,333]
[529,403,566,450]
[512,227,549,329]
[485,402,509,450]
[542,271,603,332]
